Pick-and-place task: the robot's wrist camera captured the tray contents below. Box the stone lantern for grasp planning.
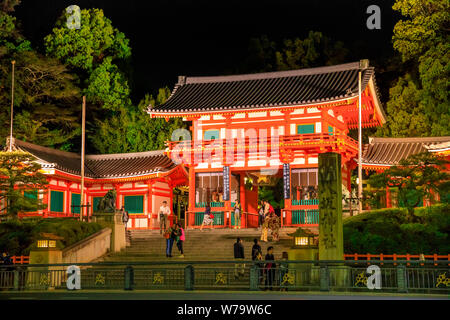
[289,228,317,248]
[287,227,319,285]
[29,233,64,265]
[28,233,65,289]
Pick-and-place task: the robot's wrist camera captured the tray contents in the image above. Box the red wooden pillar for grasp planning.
[188,165,195,228]
[114,183,121,210]
[147,180,153,229]
[386,186,392,208]
[168,181,174,227]
[65,181,70,217]
[43,179,50,218]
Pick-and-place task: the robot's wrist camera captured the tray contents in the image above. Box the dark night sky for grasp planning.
[14,0,400,102]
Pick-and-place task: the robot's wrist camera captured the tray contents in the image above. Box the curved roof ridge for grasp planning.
[86,150,165,160]
[184,62,361,84]
[369,136,450,144]
[14,138,80,159]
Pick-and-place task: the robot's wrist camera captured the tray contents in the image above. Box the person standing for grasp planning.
[268,210,280,242]
[260,200,269,242]
[159,201,171,234]
[165,224,177,257]
[251,239,262,261]
[233,199,242,229]
[200,204,214,230]
[176,222,185,258]
[258,202,265,230]
[264,246,276,290]
[233,238,245,279]
[120,206,129,231]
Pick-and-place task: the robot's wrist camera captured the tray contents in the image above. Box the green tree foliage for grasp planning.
[0,3,81,150]
[84,56,131,111]
[0,0,30,57]
[275,31,349,71]
[44,8,131,72]
[0,151,49,219]
[239,31,348,73]
[258,177,284,210]
[377,74,430,137]
[367,152,449,219]
[380,0,449,137]
[89,87,187,153]
[0,218,102,255]
[343,204,450,254]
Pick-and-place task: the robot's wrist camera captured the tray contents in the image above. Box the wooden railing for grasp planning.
[344,253,450,266]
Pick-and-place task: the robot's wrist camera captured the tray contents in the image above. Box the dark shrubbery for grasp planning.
[0,218,103,255]
[343,204,450,254]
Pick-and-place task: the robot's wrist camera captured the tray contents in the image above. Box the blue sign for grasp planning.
[283,163,290,199]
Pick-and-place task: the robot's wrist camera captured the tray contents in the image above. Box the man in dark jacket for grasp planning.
[264,246,276,290]
[233,238,245,279]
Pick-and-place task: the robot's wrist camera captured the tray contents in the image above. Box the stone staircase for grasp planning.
[100,227,318,262]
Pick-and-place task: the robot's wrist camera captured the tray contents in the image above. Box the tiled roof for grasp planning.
[362,136,450,166]
[12,138,176,178]
[149,61,377,114]
[424,141,450,151]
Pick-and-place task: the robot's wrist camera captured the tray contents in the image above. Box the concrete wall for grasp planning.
[62,228,111,263]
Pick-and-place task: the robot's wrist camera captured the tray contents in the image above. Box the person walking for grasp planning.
[159,201,171,234]
[176,222,185,258]
[200,204,214,230]
[251,239,262,261]
[233,199,242,229]
[233,237,245,279]
[264,246,276,290]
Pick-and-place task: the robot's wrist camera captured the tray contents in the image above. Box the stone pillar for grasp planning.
[318,152,347,288]
[318,152,343,260]
[92,212,126,252]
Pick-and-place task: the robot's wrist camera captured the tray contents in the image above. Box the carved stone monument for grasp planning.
[318,152,343,261]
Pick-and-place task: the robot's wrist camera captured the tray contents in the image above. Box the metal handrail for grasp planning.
[5,259,450,268]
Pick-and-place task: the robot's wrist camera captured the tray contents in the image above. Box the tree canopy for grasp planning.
[0,150,49,219]
[378,0,449,137]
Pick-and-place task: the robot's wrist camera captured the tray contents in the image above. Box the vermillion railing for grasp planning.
[166,133,358,156]
[11,256,29,264]
[344,254,450,266]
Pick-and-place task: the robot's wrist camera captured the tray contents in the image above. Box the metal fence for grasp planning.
[0,260,448,294]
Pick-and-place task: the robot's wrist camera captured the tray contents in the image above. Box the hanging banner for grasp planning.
[223,166,230,201]
[283,163,290,199]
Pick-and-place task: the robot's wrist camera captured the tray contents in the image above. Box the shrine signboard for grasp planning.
[318,152,343,261]
[223,166,230,201]
[283,163,290,199]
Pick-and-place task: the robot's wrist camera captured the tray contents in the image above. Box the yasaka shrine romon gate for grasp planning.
[148,60,386,229]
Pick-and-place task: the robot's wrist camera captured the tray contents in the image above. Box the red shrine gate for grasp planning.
[148,61,386,229]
